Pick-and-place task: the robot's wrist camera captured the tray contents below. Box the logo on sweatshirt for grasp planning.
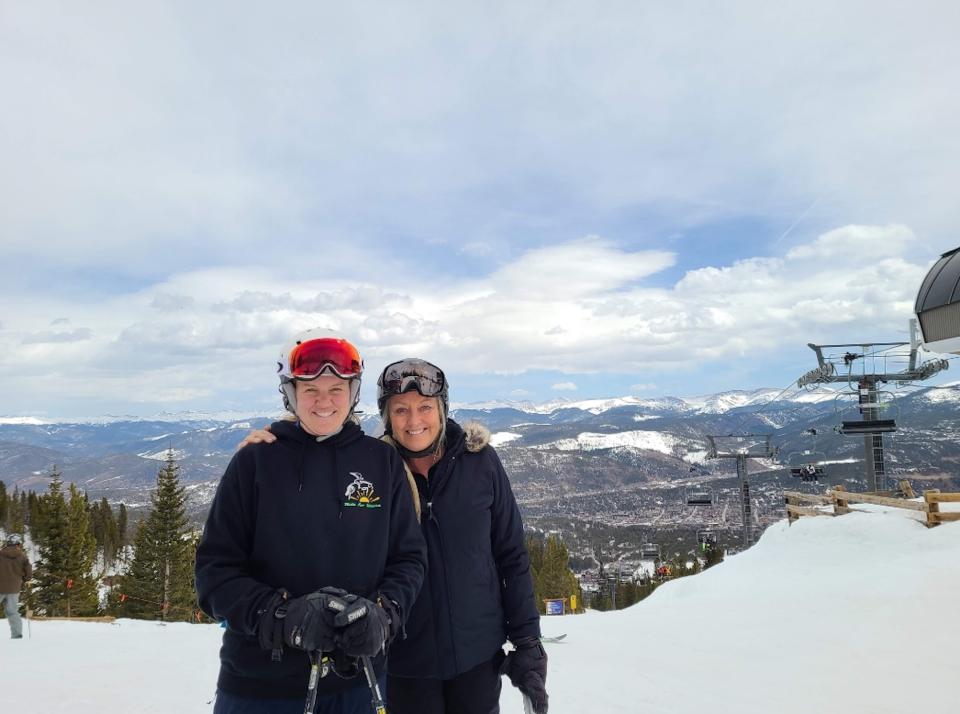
[344,472,382,509]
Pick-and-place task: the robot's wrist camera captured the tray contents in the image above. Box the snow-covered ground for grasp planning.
[4,505,957,713]
[533,429,681,455]
[490,431,524,447]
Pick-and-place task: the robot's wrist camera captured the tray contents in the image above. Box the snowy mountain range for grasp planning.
[2,384,959,526]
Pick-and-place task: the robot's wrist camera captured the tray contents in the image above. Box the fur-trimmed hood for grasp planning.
[462,420,490,453]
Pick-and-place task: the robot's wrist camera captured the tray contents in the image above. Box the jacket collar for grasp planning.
[270,417,364,447]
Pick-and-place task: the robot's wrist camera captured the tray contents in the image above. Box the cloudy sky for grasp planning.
[2,1,959,419]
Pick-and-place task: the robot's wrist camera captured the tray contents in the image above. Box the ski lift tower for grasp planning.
[796,333,948,492]
[706,434,776,549]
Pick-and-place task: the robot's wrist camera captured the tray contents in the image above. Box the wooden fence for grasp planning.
[26,612,116,623]
[785,485,960,528]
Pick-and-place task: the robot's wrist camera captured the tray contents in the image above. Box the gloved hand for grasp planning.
[499,637,549,714]
[331,595,396,657]
[257,588,348,654]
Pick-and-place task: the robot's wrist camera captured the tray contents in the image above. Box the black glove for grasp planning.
[499,637,549,714]
[258,588,347,655]
[332,595,396,657]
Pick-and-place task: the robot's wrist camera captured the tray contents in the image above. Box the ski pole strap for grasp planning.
[377,595,403,643]
[256,589,290,662]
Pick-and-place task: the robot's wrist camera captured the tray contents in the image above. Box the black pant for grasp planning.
[213,675,386,714]
[387,656,502,714]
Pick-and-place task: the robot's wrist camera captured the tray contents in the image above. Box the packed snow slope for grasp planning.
[4,505,958,714]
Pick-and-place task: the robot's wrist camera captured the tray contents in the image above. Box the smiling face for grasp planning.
[387,391,442,452]
[294,375,352,436]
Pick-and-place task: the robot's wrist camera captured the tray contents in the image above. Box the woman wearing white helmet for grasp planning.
[196,329,427,714]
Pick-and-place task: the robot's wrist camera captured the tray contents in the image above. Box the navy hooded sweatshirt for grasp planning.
[195,419,427,700]
[387,419,540,680]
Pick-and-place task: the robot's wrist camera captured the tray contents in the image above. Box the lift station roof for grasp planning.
[916,247,960,353]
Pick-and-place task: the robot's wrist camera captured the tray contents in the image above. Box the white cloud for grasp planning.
[2,3,958,413]
[0,226,935,415]
[4,2,957,283]
[786,225,915,261]
[490,236,674,299]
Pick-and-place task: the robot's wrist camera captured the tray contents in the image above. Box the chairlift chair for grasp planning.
[839,419,897,435]
[790,464,827,482]
[640,543,661,559]
[686,489,713,506]
[786,450,828,483]
[696,528,718,550]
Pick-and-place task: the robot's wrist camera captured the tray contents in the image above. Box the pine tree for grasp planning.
[116,452,196,621]
[591,589,612,611]
[615,580,640,609]
[537,535,581,614]
[117,503,128,546]
[28,488,48,546]
[64,483,99,613]
[6,487,25,535]
[0,480,8,526]
[31,471,99,616]
[703,544,724,569]
[91,497,120,567]
[525,535,545,612]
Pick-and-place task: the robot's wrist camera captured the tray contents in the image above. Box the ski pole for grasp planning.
[326,594,388,714]
[360,655,387,714]
[303,651,332,714]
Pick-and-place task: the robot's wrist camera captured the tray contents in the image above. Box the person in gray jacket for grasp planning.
[0,534,32,639]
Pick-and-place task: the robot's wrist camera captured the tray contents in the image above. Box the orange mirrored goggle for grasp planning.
[287,338,362,380]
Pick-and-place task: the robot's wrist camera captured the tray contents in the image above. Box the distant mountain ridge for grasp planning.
[2,384,958,521]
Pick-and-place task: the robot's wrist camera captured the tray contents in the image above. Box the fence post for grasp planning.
[832,486,849,516]
[924,489,941,528]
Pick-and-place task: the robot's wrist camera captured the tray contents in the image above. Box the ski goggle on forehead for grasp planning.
[378,359,446,397]
[285,338,363,380]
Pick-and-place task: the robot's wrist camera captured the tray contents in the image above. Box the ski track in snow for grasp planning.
[3,507,957,713]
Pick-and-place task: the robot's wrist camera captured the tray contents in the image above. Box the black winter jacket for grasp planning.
[387,419,540,680]
[195,419,427,699]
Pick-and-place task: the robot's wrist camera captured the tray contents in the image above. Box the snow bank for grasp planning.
[3,507,956,713]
